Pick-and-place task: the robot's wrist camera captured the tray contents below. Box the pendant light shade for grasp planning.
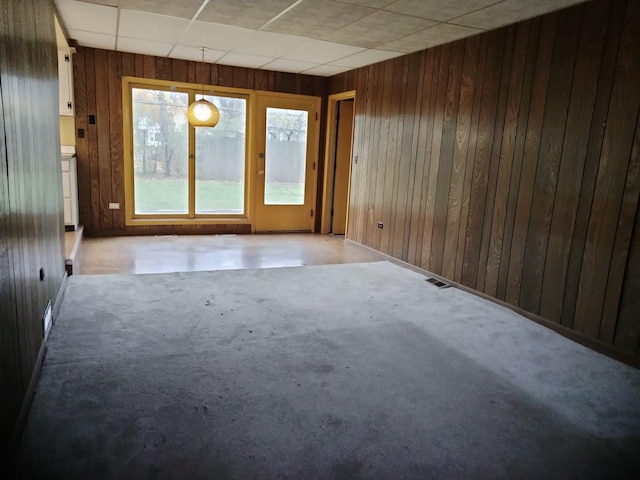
[187,47,220,128]
[187,98,220,127]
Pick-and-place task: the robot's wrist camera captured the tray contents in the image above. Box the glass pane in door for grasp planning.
[195,95,246,214]
[264,107,308,205]
[132,88,189,214]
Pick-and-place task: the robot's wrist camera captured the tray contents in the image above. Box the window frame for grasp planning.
[122,76,253,226]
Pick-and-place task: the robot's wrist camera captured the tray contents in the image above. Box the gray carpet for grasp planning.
[14,261,640,479]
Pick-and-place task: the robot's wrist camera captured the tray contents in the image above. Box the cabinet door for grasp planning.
[57,50,74,116]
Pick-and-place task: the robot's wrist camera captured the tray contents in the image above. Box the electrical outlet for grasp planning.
[377,222,384,229]
[108,203,120,210]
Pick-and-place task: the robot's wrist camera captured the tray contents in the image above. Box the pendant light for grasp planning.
[187,47,220,128]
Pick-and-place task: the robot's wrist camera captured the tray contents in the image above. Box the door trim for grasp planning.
[321,91,356,234]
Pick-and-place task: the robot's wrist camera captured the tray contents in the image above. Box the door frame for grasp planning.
[321,91,356,234]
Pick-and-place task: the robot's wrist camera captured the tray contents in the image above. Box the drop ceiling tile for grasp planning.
[262,59,320,74]
[384,0,499,22]
[330,49,402,68]
[117,36,173,56]
[302,64,353,76]
[170,45,226,63]
[217,52,274,69]
[119,0,204,19]
[283,39,365,64]
[379,23,482,52]
[232,31,310,58]
[119,10,190,43]
[453,0,587,30]
[337,0,395,7]
[322,10,437,48]
[263,0,374,37]
[56,0,117,35]
[181,21,254,51]
[68,29,116,50]
[197,0,294,29]
[76,0,118,5]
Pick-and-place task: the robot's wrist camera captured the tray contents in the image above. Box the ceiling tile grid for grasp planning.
[55,0,591,77]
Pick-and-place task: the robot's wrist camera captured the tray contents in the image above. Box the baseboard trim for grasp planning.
[346,239,640,370]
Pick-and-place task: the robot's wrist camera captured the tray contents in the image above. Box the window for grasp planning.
[126,81,248,223]
[264,107,308,205]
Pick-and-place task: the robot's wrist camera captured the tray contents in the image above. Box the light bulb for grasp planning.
[194,103,212,121]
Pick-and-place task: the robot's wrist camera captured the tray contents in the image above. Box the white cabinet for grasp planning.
[58,49,74,116]
[61,146,78,230]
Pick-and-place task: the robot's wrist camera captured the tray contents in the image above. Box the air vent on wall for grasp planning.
[426,277,451,289]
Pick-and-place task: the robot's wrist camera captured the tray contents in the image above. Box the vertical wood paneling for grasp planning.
[504,14,557,306]
[406,50,433,266]
[495,19,541,300]
[420,43,451,270]
[338,0,640,362]
[615,200,640,353]
[0,0,65,456]
[539,0,611,322]
[454,34,489,282]
[483,22,530,297]
[73,49,91,230]
[519,7,583,314]
[460,29,505,286]
[442,36,479,280]
[430,41,464,274]
[574,0,640,339]
[94,49,113,230]
[476,24,516,293]
[73,48,327,236]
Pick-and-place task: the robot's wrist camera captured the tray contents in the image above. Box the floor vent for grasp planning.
[426,277,451,288]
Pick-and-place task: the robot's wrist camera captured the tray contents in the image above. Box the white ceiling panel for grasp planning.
[119,0,204,19]
[68,29,116,50]
[117,36,173,56]
[58,0,591,77]
[379,23,483,53]
[325,10,437,48]
[232,31,310,58]
[263,0,374,37]
[453,0,587,30]
[170,45,226,63]
[217,52,274,69]
[302,64,353,76]
[78,0,118,5]
[330,49,403,68]
[119,10,190,43]
[180,21,254,51]
[338,0,395,7]
[56,0,117,35]
[283,40,365,64]
[384,0,499,22]
[197,0,295,29]
[262,59,320,74]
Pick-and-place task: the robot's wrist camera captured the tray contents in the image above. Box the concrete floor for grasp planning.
[72,233,387,275]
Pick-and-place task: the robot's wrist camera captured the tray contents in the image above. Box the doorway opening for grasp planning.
[321,91,356,235]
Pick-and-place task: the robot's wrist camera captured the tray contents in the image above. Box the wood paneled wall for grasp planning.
[73,48,327,235]
[333,0,640,362]
[0,0,66,458]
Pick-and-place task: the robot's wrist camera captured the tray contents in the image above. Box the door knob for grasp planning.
[258,169,265,175]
